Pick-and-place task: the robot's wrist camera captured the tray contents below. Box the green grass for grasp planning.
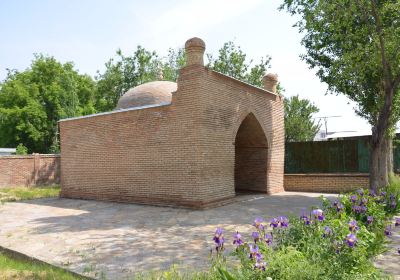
[0,251,83,280]
[0,186,60,203]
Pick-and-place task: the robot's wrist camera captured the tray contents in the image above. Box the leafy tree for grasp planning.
[0,55,96,153]
[280,0,400,189]
[16,143,28,155]
[94,46,160,112]
[95,46,188,112]
[207,41,271,88]
[285,95,321,142]
[162,48,186,82]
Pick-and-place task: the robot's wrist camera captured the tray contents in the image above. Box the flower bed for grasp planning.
[211,186,400,279]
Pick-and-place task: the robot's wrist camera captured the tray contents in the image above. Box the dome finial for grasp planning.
[263,73,279,93]
[185,37,206,66]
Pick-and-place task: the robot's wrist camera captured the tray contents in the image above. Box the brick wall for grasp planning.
[284,173,369,193]
[0,154,60,188]
[60,63,285,208]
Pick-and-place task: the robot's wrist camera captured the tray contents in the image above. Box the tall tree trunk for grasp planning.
[370,87,394,190]
[369,136,380,191]
[387,137,393,175]
[378,137,389,187]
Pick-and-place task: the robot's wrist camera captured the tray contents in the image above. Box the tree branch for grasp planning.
[370,0,392,83]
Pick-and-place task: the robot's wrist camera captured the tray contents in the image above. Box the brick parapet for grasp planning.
[284,173,369,193]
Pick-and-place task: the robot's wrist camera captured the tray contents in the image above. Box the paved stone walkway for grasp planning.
[0,192,398,279]
[374,215,400,280]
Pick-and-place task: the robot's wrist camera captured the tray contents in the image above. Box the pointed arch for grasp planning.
[234,113,269,193]
[231,110,270,146]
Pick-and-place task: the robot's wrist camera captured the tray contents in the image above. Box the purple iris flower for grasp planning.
[381,191,387,197]
[254,260,267,271]
[300,213,311,225]
[270,218,279,228]
[264,233,273,246]
[360,205,367,213]
[384,225,392,236]
[334,202,344,212]
[213,228,225,251]
[395,218,400,227]
[389,193,395,200]
[249,244,262,261]
[390,201,397,209]
[233,232,243,247]
[369,190,376,197]
[346,233,357,248]
[334,241,342,253]
[360,197,368,206]
[323,226,332,238]
[253,217,264,230]
[279,216,289,228]
[312,209,324,221]
[357,189,364,196]
[352,205,366,214]
[348,220,359,232]
[252,231,261,243]
[350,194,358,203]
[367,216,374,225]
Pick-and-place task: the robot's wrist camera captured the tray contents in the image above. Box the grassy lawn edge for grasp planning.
[0,246,90,280]
[0,185,60,203]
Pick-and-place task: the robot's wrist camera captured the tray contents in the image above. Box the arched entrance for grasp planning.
[234,113,268,193]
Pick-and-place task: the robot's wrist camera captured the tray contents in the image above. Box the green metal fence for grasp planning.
[285,139,377,173]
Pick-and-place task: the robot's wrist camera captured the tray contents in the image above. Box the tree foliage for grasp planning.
[15,143,28,155]
[94,46,160,112]
[280,0,400,188]
[94,46,187,112]
[0,55,96,153]
[207,41,271,88]
[162,48,186,82]
[284,95,321,142]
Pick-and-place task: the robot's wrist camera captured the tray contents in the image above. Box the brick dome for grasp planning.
[116,81,176,110]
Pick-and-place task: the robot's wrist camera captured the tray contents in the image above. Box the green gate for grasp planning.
[285,138,398,174]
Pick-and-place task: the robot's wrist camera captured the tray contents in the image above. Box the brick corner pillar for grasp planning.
[33,153,40,186]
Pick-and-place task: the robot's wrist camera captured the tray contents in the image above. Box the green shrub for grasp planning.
[15,143,28,155]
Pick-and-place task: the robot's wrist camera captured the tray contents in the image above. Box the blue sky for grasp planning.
[0,0,371,133]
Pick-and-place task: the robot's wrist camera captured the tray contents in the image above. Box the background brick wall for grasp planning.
[284,173,369,193]
[60,65,285,208]
[0,154,60,188]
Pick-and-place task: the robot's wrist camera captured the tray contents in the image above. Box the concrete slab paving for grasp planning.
[0,192,397,279]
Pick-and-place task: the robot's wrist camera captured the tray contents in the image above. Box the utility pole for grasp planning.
[315,116,341,136]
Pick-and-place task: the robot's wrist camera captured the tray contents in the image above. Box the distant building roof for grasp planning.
[317,129,400,141]
[326,131,371,139]
[0,148,16,154]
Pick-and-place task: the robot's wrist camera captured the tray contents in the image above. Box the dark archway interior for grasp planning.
[234,113,268,193]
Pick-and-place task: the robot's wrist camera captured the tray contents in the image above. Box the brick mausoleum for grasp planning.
[59,37,285,208]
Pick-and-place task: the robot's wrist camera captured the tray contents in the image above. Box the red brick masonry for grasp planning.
[284,173,369,193]
[0,154,60,188]
[59,38,285,208]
